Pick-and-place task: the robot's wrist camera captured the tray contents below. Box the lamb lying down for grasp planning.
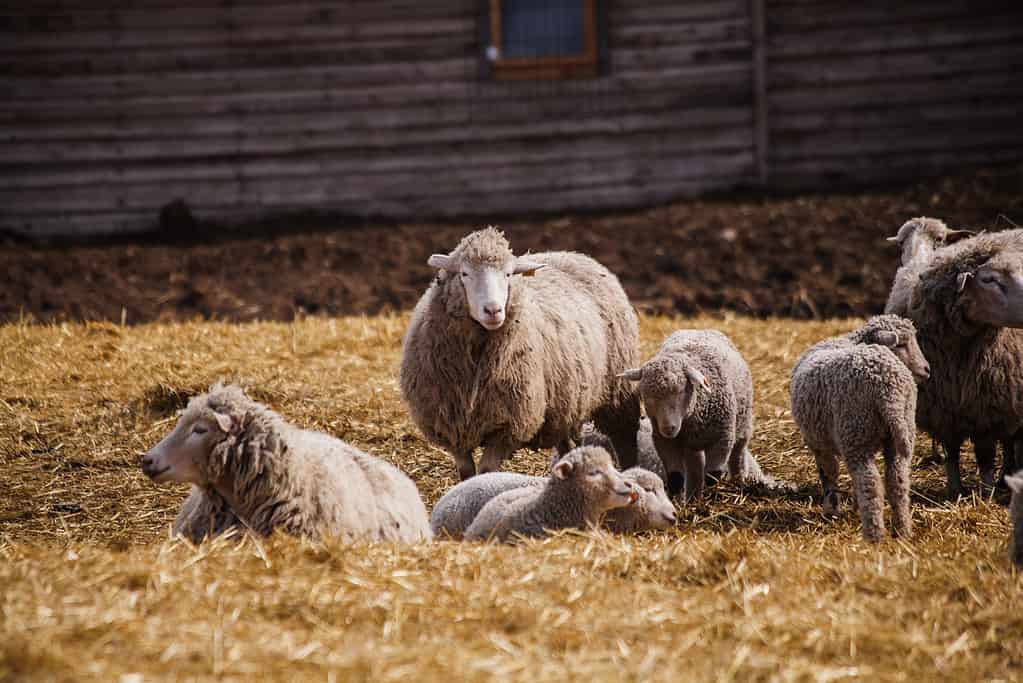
[463,446,639,542]
[142,383,432,543]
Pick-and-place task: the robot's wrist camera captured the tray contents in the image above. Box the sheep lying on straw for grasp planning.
[143,383,432,543]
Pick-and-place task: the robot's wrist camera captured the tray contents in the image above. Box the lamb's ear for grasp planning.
[875,330,899,348]
[427,253,457,273]
[944,229,976,245]
[886,235,900,243]
[512,256,545,276]
[1006,472,1023,494]
[618,368,643,382]
[685,367,711,391]
[553,460,574,480]
[213,412,233,433]
[956,271,973,293]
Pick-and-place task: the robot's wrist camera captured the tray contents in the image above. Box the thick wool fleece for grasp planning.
[400,228,641,477]
[430,472,542,539]
[463,446,628,542]
[639,329,761,501]
[173,385,431,543]
[790,316,921,541]
[906,230,1023,495]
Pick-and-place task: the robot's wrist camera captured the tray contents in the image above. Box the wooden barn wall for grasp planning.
[764,0,1023,189]
[0,0,755,237]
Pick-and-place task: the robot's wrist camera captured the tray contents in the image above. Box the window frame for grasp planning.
[486,0,600,81]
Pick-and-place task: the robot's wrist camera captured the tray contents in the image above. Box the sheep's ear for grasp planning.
[956,271,973,293]
[1006,472,1023,494]
[945,229,976,245]
[512,257,545,277]
[213,412,233,433]
[427,253,457,273]
[886,235,900,243]
[553,460,574,480]
[685,367,711,391]
[875,330,899,348]
[618,368,643,382]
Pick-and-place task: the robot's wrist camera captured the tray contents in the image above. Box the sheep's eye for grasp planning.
[588,470,601,477]
[192,425,208,435]
[460,272,469,278]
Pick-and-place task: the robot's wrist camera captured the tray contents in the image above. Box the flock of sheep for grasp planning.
[142,222,1023,565]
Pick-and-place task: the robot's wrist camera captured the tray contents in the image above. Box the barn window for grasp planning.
[485,0,600,80]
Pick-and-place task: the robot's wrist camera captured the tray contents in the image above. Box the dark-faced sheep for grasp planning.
[905,230,1023,498]
[142,384,432,543]
[621,329,765,502]
[400,227,641,480]
[790,315,931,541]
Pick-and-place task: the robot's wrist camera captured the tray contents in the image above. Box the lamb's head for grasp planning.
[620,356,710,439]
[621,468,676,530]
[1007,471,1023,567]
[141,384,270,488]
[888,217,974,267]
[427,226,544,331]
[551,446,637,512]
[955,249,1023,329]
[853,315,931,382]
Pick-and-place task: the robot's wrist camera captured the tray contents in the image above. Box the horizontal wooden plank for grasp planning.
[766,0,1016,32]
[771,99,1023,134]
[611,18,749,48]
[769,121,1023,161]
[2,107,753,166]
[610,1,748,25]
[612,42,751,71]
[766,12,1023,60]
[1,150,756,214]
[4,0,469,11]
[0,62,753,124]
[768,42,1023,88]
[2,126,754,190]
[768,70,1023,113]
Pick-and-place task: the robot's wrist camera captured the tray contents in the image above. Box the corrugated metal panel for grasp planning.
[0,0,755,237]
[764,0,1023,188]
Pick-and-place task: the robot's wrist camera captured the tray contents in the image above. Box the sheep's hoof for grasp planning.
[821,492,840,515]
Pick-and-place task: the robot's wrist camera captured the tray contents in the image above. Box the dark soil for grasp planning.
[3,166,1021,324]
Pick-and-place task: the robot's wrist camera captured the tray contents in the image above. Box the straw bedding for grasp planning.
[1,315,1020,681]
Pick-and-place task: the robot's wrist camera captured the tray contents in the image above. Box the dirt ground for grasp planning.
[3,166,1021,324]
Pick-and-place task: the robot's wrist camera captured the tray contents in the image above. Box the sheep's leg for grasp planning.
[943,439,964,500]
[918,436,944,467]
[592,395,641,470]
[727,437,752,482]
[682,449,707,503]
[453,450,477,481]
[975,438,998,491]
[1000,438,1023,488]
[883,435,913,539]
[653,433,685,500]
[813,449,841,514]
[479,439,518,475]
[846,452,885,542]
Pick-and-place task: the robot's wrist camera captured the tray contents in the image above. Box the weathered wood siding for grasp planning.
[1,0,755,237]
[765,0,1023,188]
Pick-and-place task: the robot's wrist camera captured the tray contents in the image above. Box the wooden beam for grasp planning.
[750,0,769,185]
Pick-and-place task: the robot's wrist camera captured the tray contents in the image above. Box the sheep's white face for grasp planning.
[621,363,709,440]
[552,448,637,511]
[961,255,1023,329]
[625,470,676,529]
[428,252,545,331]
[142,410,231,484]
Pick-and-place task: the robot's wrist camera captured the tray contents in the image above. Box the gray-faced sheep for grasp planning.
[142,384,432,543]
[1007,471,1023,567]
[790,315,931,541]
[463,446,637,542]
[885,217,975,316]
[621,329,763,502]
[905,229,1023,498]
[400,227,641,481]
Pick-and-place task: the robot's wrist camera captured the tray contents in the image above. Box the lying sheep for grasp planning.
[174,486,241,542]
[885,217,975,316]
[142,384,432,543]
[431,465,674,539]
[400,227,641,481]
[621,329,764,502]
[905,229,1023,498]
[1007,471,1023,567]
[464,446,637,542]
[790,315,931,541]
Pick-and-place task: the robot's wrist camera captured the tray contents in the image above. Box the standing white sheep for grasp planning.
[790,315,931,541]
[400,227,641,480]
[463,446,636,542]
[142,384,432,543]
[621,329,764,502]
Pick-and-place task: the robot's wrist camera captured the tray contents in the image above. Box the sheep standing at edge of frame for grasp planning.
[143,384,432,543]
[400,227,642,481]
[790,315,930,541]
[1006,471,1023,567]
